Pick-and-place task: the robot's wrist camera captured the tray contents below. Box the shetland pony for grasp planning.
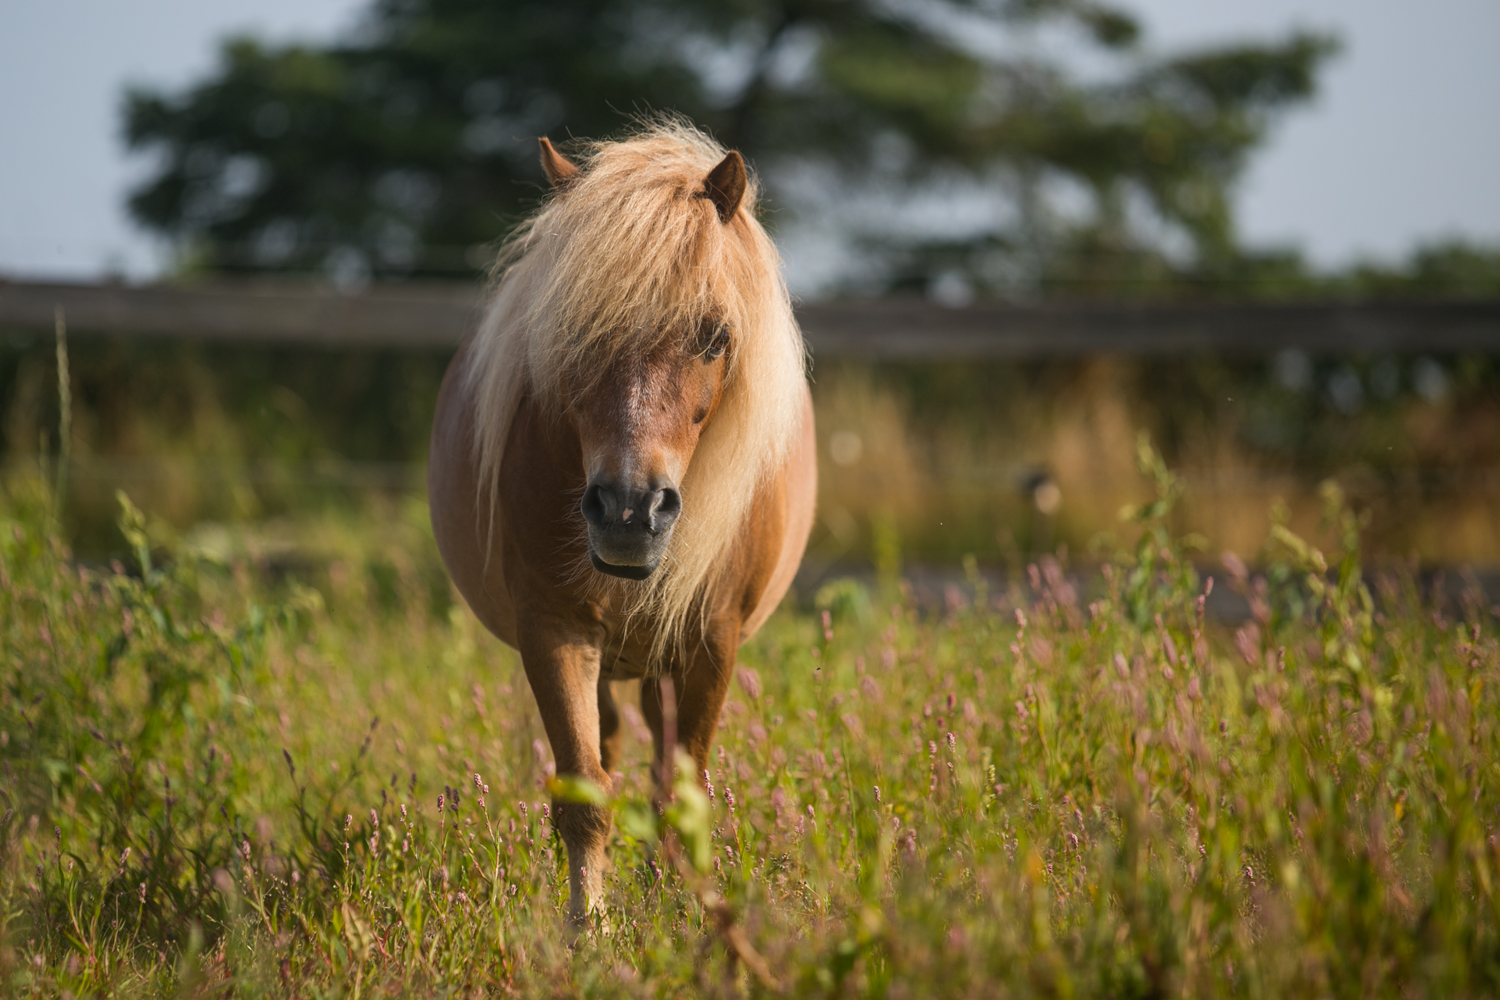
[427,123,816,924]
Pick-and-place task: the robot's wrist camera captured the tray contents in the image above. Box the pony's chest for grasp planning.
[599,623,659,680]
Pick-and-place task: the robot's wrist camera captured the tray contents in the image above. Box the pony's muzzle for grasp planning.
[581,480,681,578]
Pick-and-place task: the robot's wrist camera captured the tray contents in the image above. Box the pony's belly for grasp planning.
[445,546,520,649]
[428,346,521,649]
[431,512,521,648]
[740,389,818,640]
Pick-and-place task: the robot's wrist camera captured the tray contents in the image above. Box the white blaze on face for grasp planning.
[609,361,653,491]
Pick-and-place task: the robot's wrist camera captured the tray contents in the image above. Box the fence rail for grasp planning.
[3,278,1498,358]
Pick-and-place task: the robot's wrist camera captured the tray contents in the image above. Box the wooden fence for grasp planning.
[2,277,1498,357]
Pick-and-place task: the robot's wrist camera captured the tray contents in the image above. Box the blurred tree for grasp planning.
[1346,240,1500,299]
[124,0,1335,295]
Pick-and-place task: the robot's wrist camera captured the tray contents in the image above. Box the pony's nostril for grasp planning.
[586,482,677,534]
[580,484,607,528]
[647,487,682,532]
[658,488,682,518]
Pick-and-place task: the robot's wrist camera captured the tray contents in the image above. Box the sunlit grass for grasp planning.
[1,446,1497,997]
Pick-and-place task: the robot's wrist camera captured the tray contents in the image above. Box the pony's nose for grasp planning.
[646,485,682,532]
[581,482,681,535]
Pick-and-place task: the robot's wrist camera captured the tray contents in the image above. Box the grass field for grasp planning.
[2,442,1498,997]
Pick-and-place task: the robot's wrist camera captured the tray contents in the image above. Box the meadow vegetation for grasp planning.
[1,441,1498,997]
[5,334,1499,566]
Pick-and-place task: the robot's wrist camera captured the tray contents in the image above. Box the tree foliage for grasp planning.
[124,0,1336,294]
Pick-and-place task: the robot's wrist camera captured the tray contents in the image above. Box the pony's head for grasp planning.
[571,310,732,578]
[528,137,745,578]
[465,121,807,631]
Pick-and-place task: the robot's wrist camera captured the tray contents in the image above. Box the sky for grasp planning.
[1,0,1496,284]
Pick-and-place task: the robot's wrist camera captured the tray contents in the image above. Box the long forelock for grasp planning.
[464,122,807,656]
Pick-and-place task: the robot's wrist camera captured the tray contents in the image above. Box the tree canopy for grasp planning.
[124,0,1337,296]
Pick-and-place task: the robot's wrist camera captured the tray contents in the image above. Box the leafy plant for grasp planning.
[1,473,1496,996]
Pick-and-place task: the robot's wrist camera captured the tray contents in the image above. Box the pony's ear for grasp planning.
[702,151,746,223]
[538,137,580,190]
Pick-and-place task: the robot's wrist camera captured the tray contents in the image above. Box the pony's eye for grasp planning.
[702,325,729,362]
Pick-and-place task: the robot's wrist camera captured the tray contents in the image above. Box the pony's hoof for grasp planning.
[565,905,613,947]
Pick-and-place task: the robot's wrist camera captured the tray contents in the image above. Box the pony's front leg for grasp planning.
[516,623,612,927]
[642,617,740,777]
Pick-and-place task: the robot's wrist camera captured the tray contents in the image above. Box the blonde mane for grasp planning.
[463,121,807,653]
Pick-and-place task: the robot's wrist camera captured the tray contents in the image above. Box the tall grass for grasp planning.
[811,356,1500,566]
[1,442,1497,996]
[5,336,1498,564]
